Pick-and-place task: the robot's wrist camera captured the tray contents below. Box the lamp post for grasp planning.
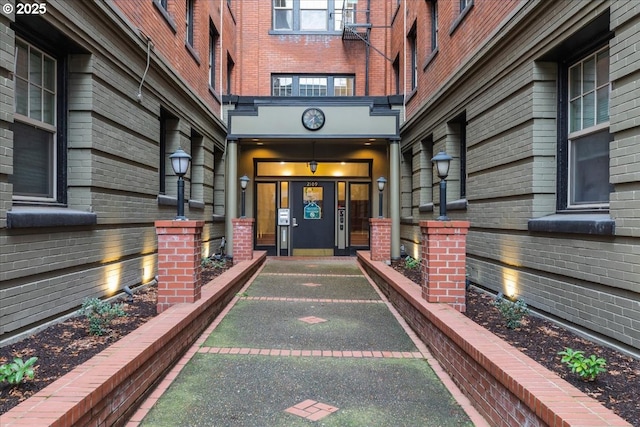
[169,148,192,220]
[308,160,318,174]
[377,176,387,218]
[239,175,250,218]
[431,151,452,221]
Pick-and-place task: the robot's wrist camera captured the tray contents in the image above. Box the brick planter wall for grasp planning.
[358,252,630,427]
[370,218,392,262]
[420,220,469,312]
[155,220,204,313]
[0,253,266,427]
[232,218,254,264]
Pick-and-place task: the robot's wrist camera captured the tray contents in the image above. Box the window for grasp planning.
[567,47,611,207]
[226,54,234,95]
[209,21,219,89]
[11,38,58,201]
[408,24,417,91]
[393,55,400,95]
[272,0,344,33]
[447,113,466,200]
[429,0,438,52]
[460,0,470,12]
[272,74,355,96]
[186,0,195,47]
[158,0,168,9]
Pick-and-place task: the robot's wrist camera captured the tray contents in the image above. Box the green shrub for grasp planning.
[558,347,607,381]
[0,357,38,385]
[81,298,126,336]
[202,256,226,269]
[404,256,420,269]
[492,293,529,329]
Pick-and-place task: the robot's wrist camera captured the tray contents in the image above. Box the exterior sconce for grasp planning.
[169,148,192,220]
[431,151,452,221]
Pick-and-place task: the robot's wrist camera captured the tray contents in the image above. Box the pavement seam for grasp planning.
[242,296,384,303]
[198,347,426,358]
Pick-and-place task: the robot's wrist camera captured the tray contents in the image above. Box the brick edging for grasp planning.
[357,251,631,427]
[0,252,267,427]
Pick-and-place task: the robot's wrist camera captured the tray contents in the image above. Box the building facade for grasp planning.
[2,0,640,354]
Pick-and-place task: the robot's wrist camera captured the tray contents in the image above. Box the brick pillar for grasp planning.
[420,220,470,312]
[155,220,204,314]
[370,218,392,262]
[232,218,254,264]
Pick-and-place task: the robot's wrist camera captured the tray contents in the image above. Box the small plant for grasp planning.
[492,293,529,329]
[202,256,226,270]
[0,357,38,385]
[404,256,420,270]
[81,298,126,336]
[558,347,607,381]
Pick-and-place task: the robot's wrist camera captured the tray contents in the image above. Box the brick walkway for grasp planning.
[127,258,488,426]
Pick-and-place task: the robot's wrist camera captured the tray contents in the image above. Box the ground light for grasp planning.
[431,151,452,221]
[169,148,191,220]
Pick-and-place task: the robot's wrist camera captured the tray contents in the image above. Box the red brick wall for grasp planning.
[0,254,267,427]
[370,218,392,261]
[233,0,394,96]
[420,220,469,312]
[155,220,204,313]
[389,0,519,117]
[232,218,254,263]
[358,253,631,427]
[112,0,237,106]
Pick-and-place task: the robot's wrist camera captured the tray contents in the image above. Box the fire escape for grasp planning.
[340,0,371,43]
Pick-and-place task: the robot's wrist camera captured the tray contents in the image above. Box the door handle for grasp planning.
[292,217,298,227]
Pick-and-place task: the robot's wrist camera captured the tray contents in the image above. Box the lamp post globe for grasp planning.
[431,151,452,221]
[239,175,250,218]
[169,148,192,220]
[377,176,387,218]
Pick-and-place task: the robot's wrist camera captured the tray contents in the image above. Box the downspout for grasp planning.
[364,0,371,95]
[402,0,406,122]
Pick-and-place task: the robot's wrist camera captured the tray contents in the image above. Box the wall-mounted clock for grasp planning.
[301,107,325,131]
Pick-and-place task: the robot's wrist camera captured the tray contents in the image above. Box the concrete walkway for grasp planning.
[127,258,488,426]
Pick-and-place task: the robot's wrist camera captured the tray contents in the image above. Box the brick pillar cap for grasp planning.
[370,218,392,224]
[232,217,255,223]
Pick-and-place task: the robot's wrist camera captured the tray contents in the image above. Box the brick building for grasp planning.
[2,0,640,354]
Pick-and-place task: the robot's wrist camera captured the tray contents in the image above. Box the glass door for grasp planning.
[256,182,276,254]
[349,183,370,247]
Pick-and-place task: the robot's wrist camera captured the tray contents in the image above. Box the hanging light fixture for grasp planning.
[308,141,318,174]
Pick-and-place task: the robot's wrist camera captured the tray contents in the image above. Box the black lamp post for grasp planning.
[169,148,192,220]
[239,175,250,218]
[431,151,452,221]
[377,176,387,218]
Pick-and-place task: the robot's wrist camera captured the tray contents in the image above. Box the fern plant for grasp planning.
[0,357,38,385]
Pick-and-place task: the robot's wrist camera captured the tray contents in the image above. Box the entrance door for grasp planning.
[291,181,335,256]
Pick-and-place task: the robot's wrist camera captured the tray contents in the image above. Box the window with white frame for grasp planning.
[12,38,57,200]
[567,47,611,207]
[272,74,354,96]
[272,0,345,32]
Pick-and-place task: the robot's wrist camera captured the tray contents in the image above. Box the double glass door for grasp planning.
[255,180,370,256]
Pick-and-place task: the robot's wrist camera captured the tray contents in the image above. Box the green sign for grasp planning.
[304,201,321,220]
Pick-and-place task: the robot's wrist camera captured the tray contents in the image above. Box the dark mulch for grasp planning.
[0,259,232,415]
[392,260,640,427]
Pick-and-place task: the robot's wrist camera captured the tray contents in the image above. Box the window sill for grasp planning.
[449,0,474,36]
[527,213,615,235]
[152,0,177,33]
[212,214,225,223]
[422,47,438,70]
[7,206,97,229]
[419,199,467,213]
[268,30,343,36]
[185,42,201,65]
[189,200,205,210]
[209,86,221,103]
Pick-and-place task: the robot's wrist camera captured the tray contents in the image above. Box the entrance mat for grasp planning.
[140,354,474,427]
[202,300,417,352]
[260,259,361,275]
[247,275,380,300]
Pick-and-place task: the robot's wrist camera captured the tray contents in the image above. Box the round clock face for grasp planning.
[302,108,325,131]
